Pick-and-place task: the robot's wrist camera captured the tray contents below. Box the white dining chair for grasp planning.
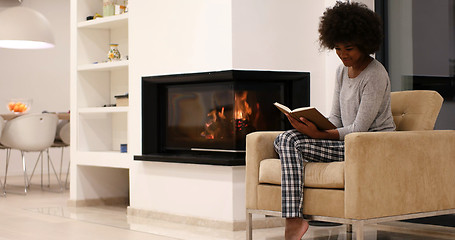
[0,113,59,194]
[50,120,70,189]
[0,115,5,196]
[59,121,70,188]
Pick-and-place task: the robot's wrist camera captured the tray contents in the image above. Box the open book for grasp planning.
[274,102,336,130]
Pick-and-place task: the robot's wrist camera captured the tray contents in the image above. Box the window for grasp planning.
[377,0,455,129]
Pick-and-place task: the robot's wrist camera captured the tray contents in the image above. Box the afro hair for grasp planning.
[318,1,383,55]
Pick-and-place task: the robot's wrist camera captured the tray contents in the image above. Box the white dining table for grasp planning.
[0,112,70,121]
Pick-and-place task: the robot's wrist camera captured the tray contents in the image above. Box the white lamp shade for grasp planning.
[0,7,54,49]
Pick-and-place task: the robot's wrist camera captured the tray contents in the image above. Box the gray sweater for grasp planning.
[328,59,396,140]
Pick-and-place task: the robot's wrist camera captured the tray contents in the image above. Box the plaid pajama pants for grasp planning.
[274,129,345,218]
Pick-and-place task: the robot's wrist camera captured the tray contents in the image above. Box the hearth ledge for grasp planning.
[134,153,245,166]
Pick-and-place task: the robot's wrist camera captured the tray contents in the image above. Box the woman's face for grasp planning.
[335,43,366,68]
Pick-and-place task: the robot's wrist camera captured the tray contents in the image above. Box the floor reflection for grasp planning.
[28,206,455,240]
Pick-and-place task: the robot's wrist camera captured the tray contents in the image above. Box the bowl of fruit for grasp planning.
[7,99,32,114]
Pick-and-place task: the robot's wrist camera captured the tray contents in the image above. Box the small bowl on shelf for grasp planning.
[7,98,32,114]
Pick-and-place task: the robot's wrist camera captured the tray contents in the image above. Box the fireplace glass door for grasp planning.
[165,82,283,152]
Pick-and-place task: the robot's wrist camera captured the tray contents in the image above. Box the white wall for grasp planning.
[0,0,70,176]
[231,0,328,112]
[130,0,233,77]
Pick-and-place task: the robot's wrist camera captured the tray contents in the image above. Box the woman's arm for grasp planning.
[328,65,344,128]
[286,65,343,140]
[286,113,340,140]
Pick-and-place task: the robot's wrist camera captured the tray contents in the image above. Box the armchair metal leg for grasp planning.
[354,221,364,240]
[344,224,353,240]
[246,211,253,240]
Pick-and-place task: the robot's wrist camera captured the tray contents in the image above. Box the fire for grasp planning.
[206,106,226,123]
[201,107,226,140]
[235,91,252,120]
[201,91,255,140]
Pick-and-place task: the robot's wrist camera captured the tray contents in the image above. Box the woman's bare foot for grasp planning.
[285,218,309,240]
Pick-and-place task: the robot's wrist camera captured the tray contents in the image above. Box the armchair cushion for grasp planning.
[305,162,344,189]
[259,159,344,189]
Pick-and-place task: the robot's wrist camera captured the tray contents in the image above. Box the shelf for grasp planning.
[75,151,131,169]
[78,107,129,113]
[78,60,129,72]
[78,13,128,30]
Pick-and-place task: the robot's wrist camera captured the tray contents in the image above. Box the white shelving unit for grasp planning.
[70,0,130,204]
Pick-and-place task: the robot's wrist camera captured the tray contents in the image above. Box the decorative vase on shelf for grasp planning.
[103,0,114,17]
[108,44,121,61]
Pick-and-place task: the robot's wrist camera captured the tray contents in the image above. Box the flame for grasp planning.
[201,91,255,140]
[235,91,252,120]
[201,107,226,140]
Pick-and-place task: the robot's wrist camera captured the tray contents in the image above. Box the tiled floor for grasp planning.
[1,180,455,240]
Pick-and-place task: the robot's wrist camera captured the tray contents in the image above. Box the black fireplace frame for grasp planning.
[134,70,310,166]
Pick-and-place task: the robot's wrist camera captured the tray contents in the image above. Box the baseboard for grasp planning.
[67,197,128,207]
[127,207,285,231]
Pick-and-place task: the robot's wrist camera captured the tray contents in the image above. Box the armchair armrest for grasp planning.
[245,131,283,209]
[344,130,455,219]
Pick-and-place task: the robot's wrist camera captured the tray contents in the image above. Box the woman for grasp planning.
[274,2,396,239]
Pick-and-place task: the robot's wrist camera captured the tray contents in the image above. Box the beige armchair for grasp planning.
[246,90,455,240]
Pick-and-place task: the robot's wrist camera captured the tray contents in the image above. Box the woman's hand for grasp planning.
[286,114,321,138]
[285,113,340,140]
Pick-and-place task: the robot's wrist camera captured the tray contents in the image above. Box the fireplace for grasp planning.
[134,70,310,165]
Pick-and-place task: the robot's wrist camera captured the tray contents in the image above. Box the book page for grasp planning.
[273,102,291,114]
[291,106,315,112]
